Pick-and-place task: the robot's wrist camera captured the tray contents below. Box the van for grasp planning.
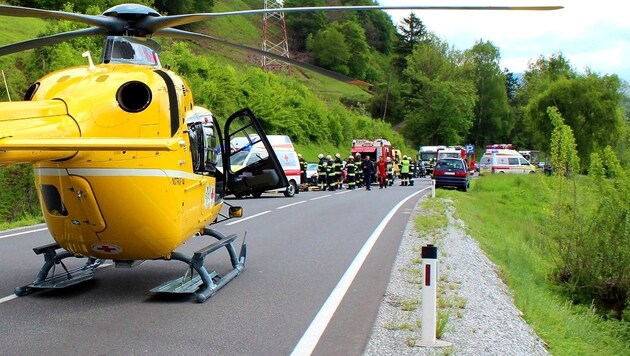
[230,135,301,197]
[479,149,536,175]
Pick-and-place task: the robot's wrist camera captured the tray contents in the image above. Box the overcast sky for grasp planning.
[378,0,630,82]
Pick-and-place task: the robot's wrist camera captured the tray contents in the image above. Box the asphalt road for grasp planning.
[0,179,432,356]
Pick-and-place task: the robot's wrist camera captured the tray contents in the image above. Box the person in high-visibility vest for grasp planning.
[346,156,356,190]
[334,153,342,190]
[400,155,410,186]
[326,155,335,191]
[386,157,394,186]
[355,153,363,188]
[317,153,327,191]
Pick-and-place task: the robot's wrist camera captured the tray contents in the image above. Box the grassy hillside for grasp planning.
[439,174,629,355]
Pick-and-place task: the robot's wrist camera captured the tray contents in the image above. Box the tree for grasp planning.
[306,26,351,76]
[525,74,626,170]
[284,0,328,52]
[464,40,512,148]
[548,106,580,178]
[334,21,371,79]
[401,41,475,146]
[392,13,428,72]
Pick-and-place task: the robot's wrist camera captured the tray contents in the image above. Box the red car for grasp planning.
[432,158,471,192]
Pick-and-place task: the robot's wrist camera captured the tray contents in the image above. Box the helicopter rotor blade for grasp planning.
[0,5,118,29]
[141,5,562,34]
[0,27,107,57]
[155,28,368,85]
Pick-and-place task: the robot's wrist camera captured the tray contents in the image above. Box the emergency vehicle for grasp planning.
[351,138,396,182]
[351,138,395,162]
[436,146,476,172]
[479,144,536,175]
[418,145,445,175]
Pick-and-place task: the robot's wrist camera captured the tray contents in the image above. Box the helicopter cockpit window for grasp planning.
[104,37,159,66]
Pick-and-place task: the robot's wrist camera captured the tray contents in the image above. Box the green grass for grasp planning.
[0,214,44,230]
[438,173,629,355]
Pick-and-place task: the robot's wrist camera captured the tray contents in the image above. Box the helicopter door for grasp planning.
[223,108,288,197]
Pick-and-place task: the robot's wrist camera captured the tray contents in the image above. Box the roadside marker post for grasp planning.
[431,179,436,198]
[418,244,452,348]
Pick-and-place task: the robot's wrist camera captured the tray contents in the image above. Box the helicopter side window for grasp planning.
[203,124,219,173]
[188,122,205,173]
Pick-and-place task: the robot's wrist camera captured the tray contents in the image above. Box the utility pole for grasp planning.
[261,0,291,74]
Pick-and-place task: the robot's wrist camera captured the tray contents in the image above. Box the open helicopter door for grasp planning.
[223,108,288,198]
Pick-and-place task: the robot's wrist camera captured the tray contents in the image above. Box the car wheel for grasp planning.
[252,191,263,198]
[284,181,297,197]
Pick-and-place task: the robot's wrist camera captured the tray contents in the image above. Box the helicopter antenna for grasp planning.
[1,70,11,101]
[261,0,291,74]
[82,51,96,70]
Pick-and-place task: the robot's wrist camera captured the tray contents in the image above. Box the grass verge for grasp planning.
[439,173,629,355]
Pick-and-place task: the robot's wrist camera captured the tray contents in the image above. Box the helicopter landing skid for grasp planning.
[14,242,104,296]
[151,229,246,303]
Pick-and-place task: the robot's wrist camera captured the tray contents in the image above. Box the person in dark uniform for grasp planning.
[298,153,307,186]
[326,154,335,191]
[361,155,375,190]
[334,153,343,190]
[317,153,327,191]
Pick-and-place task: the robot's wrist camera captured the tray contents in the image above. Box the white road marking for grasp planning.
[0,294,17,304]
[333,190,352,195]
[276,201,307,210]
[290,186,431,356]
[0,227,48,240]
[309,194,331,201]
[226,210,271,225]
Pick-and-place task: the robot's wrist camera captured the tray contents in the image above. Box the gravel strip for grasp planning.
[364,196,549,355]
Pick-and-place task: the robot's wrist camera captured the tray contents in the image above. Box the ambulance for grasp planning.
[478,145,536,175]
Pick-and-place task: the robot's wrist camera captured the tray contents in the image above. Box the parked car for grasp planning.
[432,158,471,192]
[306,162,318,185]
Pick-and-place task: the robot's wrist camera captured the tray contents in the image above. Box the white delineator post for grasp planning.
[418,244,451,347]
[431,179,436,198]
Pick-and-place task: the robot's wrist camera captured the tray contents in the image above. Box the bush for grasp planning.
[547,150,630,320]
[0,165,40,222]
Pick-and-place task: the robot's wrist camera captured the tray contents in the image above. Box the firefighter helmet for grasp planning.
[318,153,324,159]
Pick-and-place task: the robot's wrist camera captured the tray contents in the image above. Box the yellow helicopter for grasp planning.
[0,3,562,302]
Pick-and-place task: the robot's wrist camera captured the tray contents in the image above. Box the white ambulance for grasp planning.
[479,148,536,175]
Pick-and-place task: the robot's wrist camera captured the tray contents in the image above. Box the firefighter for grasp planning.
[298,153,307,186]
[400,155,410,186]
[317,153,327,191]
[386,157,394,186]
[355,153,363,188]
[334,153,343,190]
[326,154,335,191]
[409,158,416,186]
[346,156,356,190]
